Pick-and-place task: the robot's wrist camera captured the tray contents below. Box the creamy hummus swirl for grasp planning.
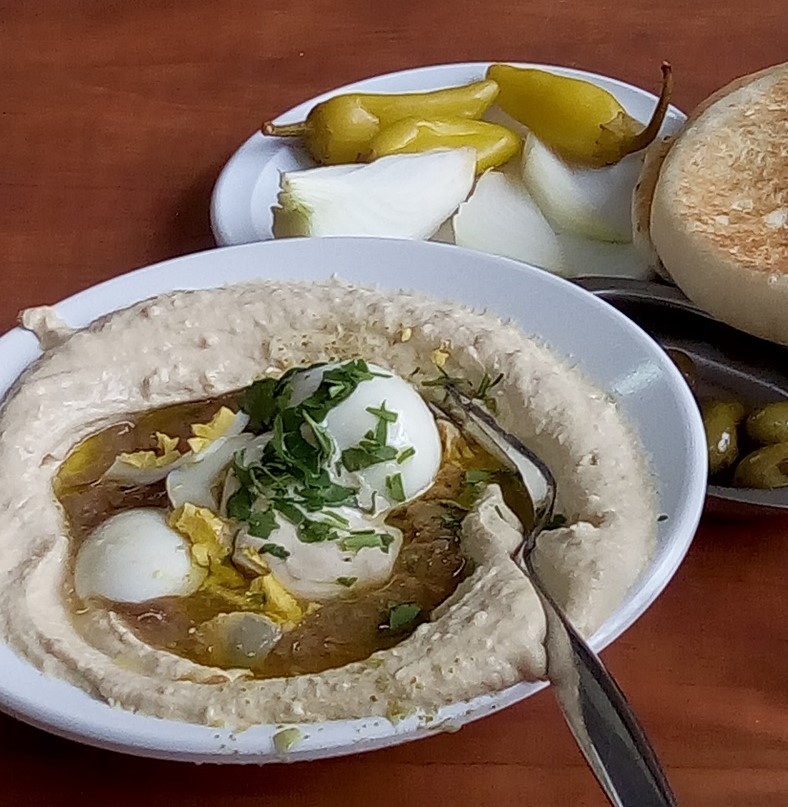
[0,279,656,727]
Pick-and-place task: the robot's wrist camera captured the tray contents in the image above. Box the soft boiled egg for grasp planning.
[289,362,442,509]
[233,506,402,601]
[73,508,206,603]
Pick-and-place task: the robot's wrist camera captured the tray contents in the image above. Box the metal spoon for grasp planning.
[432,385,678,807]
[574,277,788,516]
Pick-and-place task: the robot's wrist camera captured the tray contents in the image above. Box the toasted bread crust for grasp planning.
[632,136,675,279]
[650,62,788,345]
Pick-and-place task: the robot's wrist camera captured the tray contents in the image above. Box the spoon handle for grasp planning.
[530,573,679,807]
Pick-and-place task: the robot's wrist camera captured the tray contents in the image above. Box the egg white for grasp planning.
[290,362,442,510]
[73,508,205,603]
[234,505,402,601]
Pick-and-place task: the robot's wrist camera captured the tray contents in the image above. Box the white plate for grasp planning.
[0,237,707,762]
[210,62,686,247]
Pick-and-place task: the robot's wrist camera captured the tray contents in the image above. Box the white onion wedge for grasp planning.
[557,233,652,280]
[453,171,566,274]
[272,149,476,240]
[522,135,642,243]
[452,170,653,280]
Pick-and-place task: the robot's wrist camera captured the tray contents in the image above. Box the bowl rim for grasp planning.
[0,236,707,762]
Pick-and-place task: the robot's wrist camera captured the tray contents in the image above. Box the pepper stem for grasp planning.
[625,62,673,157]
[261,121,307,137]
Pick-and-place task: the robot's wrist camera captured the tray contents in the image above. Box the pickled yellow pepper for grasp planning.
[366,117,521,174]
[262,80,500,165]
[487,63,673,167]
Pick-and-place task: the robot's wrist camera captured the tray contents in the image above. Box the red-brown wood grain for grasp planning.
[1,2,787,805]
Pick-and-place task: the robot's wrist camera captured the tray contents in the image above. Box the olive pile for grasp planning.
[668,349,788,489]
[703,400,788,488]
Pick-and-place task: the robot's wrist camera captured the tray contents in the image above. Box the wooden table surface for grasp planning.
[2,2,787,805]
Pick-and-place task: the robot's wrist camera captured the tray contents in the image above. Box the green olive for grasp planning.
[666,348,696,390]
[745,401,788,445]
[733,443,788,489]
[702,400,746,476]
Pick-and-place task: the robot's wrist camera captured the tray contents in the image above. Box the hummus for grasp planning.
[0,279,656,727]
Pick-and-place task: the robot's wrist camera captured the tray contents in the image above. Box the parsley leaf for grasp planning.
[439,504,466,531]
[297,359,377,422]
[297,475,356,510]
[240,367,300,433]
[336,576,358,587]
[397,446,416,464]
[297,518,342,544]
[386,603,421,632]
[273,499,305,524]
[247,509,278,539]
[385,472,406,503]
[303,410,333,457]
[366,402,398,423]
[340,532,395,553]
[475,372,504,399]
[456,468,496,509]
[341,400,401,472]
[226,487,253,520]
[320,509,351,527]
[341,442,397,471]
[421,368,505,413]
[240,377,279,433]
[258,542,290,560]
[421,368,469,389]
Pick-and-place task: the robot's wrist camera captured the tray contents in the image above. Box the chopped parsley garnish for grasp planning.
[465,469,493,485]
[397,446,416,464]
[320,509,350,527]
[230,361,384,540]
[297,518,343,544]
[421,368,504,412]
[226,485,253,520]
[303,410,333,456]
[246,509,278,539]
[340,531,395,553]
[475,372,504,399]
[341,441,398,471]
[453,468,496,509]
[336,576,358,587]
[272,499,305,525]
[421,369,467,389]
[366,402,398,423]
[258,542,290,559]
[241,360,379,433]
[385,603,422,632]
[385,472,406,503]
[230,363,406,553]
[297,478,356,511]
[341,400,400,472]
[439,504,466,531]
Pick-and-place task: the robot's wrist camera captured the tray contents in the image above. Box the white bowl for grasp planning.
[0,237,706,762]
[210,61,686,247]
